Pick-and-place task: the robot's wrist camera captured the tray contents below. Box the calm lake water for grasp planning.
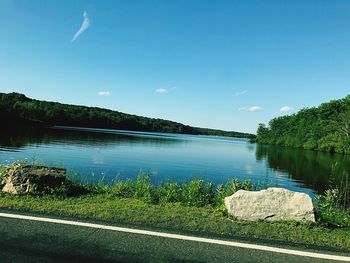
[0,126,349,196]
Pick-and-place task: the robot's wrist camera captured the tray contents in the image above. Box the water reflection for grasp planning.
[0,126,182,150]
[256,144,349,193]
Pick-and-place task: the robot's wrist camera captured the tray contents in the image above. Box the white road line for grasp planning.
[0,212,349,262]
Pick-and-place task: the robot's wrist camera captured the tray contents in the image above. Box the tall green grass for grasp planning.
[315,171,350,227]
[0,164,7,181]
[109,173,253,207]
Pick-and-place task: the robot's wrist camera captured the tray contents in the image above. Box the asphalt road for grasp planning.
[0,213,349,263]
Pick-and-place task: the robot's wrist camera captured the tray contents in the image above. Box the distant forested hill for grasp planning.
[255,95,350,154]
[0,92,253,138]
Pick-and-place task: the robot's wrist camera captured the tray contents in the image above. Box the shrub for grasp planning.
[181,179,215,207]
[0,165,7,181]
[223,178,252,197]
[315,188,350,227]
[134,172,153,203]
[112,179,134,198]
[159,182,181,203]
[303,139,318,150]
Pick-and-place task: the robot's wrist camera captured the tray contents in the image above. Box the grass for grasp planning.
[0,164,7,181]
[0,163,349,249]
[315,189,350,228]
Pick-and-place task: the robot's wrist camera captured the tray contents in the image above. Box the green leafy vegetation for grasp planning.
[85,173,253,208]
[0,165,7,181]
[315,170,350,227]
[255,95,350,154]
[315,189,350,228]
[0,92,254,138]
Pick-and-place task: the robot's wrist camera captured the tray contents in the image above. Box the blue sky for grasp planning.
[1,0,349,133]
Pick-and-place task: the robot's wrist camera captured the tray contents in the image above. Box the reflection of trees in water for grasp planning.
[0,127,183,150]
[0,127,45,149]
[255,144,350,194]
[245,142,255,153]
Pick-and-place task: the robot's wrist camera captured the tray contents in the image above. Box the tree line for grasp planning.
[0,92,253,139]
[255,95,350,154]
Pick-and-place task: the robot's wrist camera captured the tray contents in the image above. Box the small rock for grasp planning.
[224,188,315,222]
[1,164,66,194]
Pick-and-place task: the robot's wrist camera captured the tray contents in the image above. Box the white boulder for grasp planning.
[224,188,315,222]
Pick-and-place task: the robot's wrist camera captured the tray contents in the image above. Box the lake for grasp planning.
[0,126,348,197]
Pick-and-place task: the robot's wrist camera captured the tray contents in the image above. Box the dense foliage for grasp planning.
[255,95,350,154]
[0,92,253,138]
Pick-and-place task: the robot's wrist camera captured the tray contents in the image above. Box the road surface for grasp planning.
[0,212,349,263]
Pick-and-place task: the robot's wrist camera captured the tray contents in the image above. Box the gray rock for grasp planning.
[1,164,66,194]
[224,188,315,222]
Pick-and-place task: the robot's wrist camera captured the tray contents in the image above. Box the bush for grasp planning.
[0,165,7,181]
[112,179,134,198]
[134,172,153,203]
[107,176,255,207]
[159,182,181,203]
[317,133,343,153]
[223,179,252,198]
[211,179,253,206]
[181,179,215,207]
[315,189,350,227]
[303,139,318,150]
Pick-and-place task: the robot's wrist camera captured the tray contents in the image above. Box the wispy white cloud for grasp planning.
[239,106,263,112]
[280,106,293,112]
[156,88,168,93]
[71,11,90,42]
[155,86,177,94]
[97,91,110,96]
[234,90,248,96]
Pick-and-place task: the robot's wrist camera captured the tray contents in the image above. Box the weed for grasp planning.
[158,182,181,203]
[112,179,134,198]
[315,189,350,227]
[0,165,8,181]
[222,179,252,198]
